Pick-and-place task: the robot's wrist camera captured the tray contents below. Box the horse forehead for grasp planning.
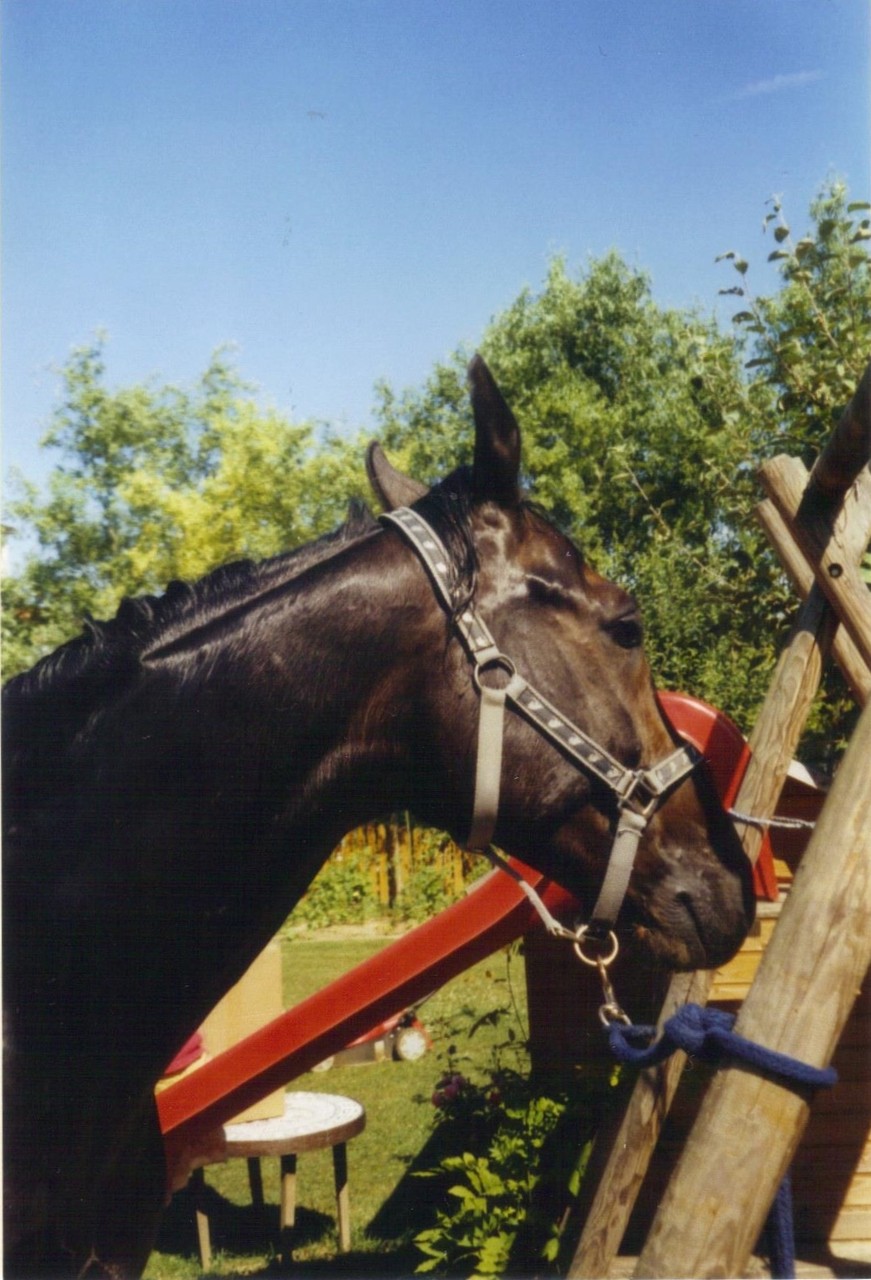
[478,509,581,575]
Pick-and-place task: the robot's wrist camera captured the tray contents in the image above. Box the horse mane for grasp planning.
[2,500,379,761]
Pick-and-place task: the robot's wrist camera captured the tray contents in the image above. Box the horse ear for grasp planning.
[469,355,521,505]
[365,442,429,511]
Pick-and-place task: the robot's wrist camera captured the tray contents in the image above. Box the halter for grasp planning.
[381,506,702,934]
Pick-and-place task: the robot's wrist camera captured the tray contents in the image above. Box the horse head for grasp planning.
[370,355,754,970]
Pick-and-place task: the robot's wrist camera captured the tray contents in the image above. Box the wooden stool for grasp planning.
[190,1092,366,1268]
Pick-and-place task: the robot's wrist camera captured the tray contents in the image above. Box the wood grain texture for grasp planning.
[569,431,871,1279]
[756,492,871,706]
[567,580,837,1278]
[762,454,871,673]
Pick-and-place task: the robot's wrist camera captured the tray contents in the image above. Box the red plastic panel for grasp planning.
[657,690,778,900]
[159,864,574,1151]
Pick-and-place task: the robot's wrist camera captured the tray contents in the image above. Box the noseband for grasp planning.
[382,506,701,934]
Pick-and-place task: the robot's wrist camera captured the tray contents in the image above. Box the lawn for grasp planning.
[145,931,533,1279]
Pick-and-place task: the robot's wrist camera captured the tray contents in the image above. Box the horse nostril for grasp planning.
[675,888,701,930]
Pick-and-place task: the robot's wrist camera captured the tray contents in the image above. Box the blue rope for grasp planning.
[764,1173,796,1280]
[607,1003,838,1089]
[606,1003,837,1280]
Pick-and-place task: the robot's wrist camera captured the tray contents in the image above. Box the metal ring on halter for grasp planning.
[472,653,517,695]
[573,924,620,968]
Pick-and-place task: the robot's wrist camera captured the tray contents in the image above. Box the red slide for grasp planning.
[158,859,574,1160]
[158,693,777,1167]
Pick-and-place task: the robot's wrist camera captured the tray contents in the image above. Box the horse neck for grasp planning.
[82,531,447,1044]
[231,530,439,833]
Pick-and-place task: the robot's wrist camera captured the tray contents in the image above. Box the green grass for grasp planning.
[145,934,530,1279]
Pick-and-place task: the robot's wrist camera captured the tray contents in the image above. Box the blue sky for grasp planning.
[3,0,869,496]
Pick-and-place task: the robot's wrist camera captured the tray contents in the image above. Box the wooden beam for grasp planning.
[761,454,871,673]
[568,421,871,1280]
[633,695,871,1278]
[756,463,871,708]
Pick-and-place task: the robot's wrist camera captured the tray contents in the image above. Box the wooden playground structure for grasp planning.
[554,362,871,1278]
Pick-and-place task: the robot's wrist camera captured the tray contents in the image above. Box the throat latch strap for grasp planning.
[467,673,514,850]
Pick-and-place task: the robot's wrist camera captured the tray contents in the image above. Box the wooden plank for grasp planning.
[761,455,871,673]
[757,490,871,706]
[608,1255,862,1279]
[793,1154,871,1183]
[805,1207,871,1241]
[802,1112,871,1148]
[633,696,871,1278]
[792,1174,871,1208]
[824,1045,871,1081]
[568,375,871,1280]
[811,1081,871,1114]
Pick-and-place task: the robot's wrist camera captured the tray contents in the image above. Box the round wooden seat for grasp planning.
[191,1092,366,1268]
[223,1091,365,1156]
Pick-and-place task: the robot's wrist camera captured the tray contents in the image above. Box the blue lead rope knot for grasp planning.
[603,1003,837,1280]
[607,1002,838,1090]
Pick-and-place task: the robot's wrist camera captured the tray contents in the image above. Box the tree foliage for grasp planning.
[2,344,364,673]
[4,182,868,766]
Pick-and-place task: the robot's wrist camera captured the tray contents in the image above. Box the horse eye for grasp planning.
[605,617,644,649]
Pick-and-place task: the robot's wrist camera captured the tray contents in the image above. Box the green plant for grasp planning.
[410,960,612,1278]
[392,860,458,925]
[289,845,378,929]
[146,939,537,1279]
[413,1068,603,1277]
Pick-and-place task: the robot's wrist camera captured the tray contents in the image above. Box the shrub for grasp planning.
[289,845,378,929]
[413,1066,610,1277]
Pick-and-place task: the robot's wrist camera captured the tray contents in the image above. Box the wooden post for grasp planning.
[634,695,871,1278]
[756,495,871,706]
[568,409,871,1279]
[762,455,871,671]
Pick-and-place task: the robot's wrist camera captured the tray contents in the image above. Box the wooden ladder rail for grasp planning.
[568,365,871,1280]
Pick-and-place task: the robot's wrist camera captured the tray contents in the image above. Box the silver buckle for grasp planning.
[619,770,661,818]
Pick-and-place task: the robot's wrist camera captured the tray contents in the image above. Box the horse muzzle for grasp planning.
[633,851,756,971]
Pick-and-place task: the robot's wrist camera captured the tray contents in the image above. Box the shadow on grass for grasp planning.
[157,1181,333,1259]
[156,1179,424,1277]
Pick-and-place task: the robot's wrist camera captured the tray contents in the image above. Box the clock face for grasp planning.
[393,1025,428,1061]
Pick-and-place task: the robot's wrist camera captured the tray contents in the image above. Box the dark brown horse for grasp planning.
[3,357,754,1276]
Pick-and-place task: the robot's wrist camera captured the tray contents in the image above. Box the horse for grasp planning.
[3,356,754,1276]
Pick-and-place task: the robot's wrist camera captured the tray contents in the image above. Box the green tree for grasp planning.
[719,182,870,457]
[2,341,365,674]
[714,181,871,755]
[5,183,867,768]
